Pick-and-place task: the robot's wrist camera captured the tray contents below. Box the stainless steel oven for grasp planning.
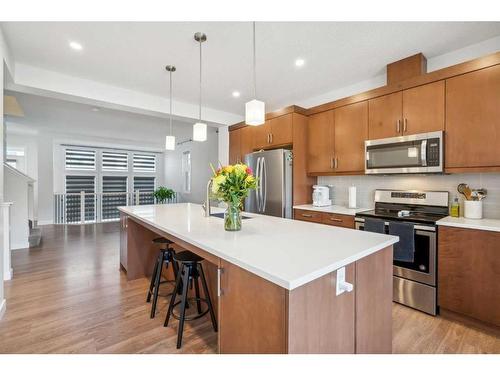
[355,219,438,315]
[365,131,443,174]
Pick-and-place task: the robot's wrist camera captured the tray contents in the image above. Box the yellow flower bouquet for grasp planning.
[210,163,258,231]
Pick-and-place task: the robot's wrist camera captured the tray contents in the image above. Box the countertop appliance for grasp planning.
[354,189,449,315]
[365,131,443,174]
[244,149,292,218]
[312,185,332,207]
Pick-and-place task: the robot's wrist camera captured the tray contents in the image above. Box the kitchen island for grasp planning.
[118,203,398,354]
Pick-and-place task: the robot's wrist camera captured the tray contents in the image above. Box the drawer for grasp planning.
[293,209,323,223]
[321,213,355,229]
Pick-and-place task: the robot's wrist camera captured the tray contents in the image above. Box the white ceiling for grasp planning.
[2,22,500,116]
[5,91,209,146]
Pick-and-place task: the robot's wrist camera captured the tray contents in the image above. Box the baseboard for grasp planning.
[0,299,6,320]
[37,220,53,226]
[11,241,30,250]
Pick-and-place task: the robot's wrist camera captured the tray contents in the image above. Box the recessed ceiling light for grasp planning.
[91,107,100,112]
[69,41,83,51]
[295,58,305,67]
[232,91,241,98]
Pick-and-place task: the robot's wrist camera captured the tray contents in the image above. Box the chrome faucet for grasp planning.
[203,179,213,217]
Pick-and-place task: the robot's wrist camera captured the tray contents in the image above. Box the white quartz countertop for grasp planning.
[293,204,372,216]
[437,216,500,233]
[118,203,398,290]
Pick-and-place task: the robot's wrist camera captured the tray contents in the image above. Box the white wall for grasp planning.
[164,126,219,204]
[4,167,30,249]
[319,173,500,220]
[7,134,37,219]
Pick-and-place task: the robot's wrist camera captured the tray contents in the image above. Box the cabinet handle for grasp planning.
[334,157,338,169]
[267,134,270,143]
[217,268,223,297]
[270,133,273,144]
[301,213,313,218]
[396,119,401,133]
[329,217,343,222]
[403,118,408,132]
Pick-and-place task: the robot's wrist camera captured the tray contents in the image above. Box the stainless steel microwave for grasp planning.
[365,131,443,174]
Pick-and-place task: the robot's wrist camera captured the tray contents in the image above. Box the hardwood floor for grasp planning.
[0,223,498,354]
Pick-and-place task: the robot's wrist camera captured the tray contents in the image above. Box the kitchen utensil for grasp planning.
[457,183,472,200]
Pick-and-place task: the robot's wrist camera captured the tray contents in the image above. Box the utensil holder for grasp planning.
[464,200,483,219]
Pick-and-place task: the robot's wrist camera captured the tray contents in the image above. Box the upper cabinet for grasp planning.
[334,101,368,173]
[253,114,294,149]
[307,102,368,175]
[402,81,445,135]
[240,126,255,162]
[445,65,500,171]
[307,110,335,174]
[229,128,242,164]
[368,81,445,139]
[368,91,402,140]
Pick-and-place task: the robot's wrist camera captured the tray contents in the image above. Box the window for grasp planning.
[65,175,96,223]
[182,151,191,193]
[65,149,96,170]
[102,151,128,171]
[133,176,155,205]
[133,153,156,172]
[102,176,128,221]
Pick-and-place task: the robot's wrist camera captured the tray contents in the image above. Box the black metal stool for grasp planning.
[164,250,218,349]
[146,237,178,319]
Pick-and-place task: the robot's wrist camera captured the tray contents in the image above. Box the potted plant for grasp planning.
[153,186,176,204]
[210,163,257,231]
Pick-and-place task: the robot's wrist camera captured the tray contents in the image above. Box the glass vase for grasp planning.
[224,202,242,231]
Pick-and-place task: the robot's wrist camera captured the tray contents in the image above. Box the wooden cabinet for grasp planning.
[402,80,444,135]
[293,209,323,223]
[219,260,288,353]
[240,126,254,162]
[368,81,445,139]
[438,226,500,327]
[308,102,367,175]
[229,128,241,164]
[294,209,355,229]
[368,91,402,140]
[253,114,293,149]
[253,120,272,149]
[307,110,335,173]
[119,213,128,270]
[321,212,355,229]
[445,65,500,171]
[334,101,368,173]
[270,114,293,145]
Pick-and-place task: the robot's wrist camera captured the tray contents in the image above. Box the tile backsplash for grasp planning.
[318,173,500,219]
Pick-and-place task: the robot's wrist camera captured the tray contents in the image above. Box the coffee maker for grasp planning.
[312,185,332,207]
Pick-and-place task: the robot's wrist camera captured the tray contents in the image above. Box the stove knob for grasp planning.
[419,264,426,272]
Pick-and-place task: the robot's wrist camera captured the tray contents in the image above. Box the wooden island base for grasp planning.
[120,213,393,354]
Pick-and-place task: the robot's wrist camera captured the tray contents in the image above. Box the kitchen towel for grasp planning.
[364,218,385,233]
[389,221,415,263]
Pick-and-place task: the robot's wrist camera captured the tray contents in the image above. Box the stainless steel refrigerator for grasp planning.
[244,149,293,218]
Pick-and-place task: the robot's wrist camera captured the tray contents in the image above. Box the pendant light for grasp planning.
[193,32,207,142]
[165,65,176,150]
[245,22,265,126]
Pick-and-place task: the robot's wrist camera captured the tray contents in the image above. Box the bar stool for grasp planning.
[164,250,218,349]
[146,237,178,319]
